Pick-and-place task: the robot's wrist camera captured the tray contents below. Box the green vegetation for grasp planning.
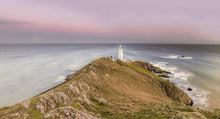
[27,110,43,119]
[199,109,220,119]
[125,61,166,82]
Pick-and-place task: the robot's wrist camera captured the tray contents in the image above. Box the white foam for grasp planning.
[151,61,209,109]
[67,64,80,70]
[161,55,192,59]
[55,76,65,82]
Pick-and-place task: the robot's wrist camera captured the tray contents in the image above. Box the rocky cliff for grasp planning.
[0,57,219,119]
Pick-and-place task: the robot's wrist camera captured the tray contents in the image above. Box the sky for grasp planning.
[0,0,220,44]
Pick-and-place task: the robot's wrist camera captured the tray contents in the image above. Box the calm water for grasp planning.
[0,44,219,109]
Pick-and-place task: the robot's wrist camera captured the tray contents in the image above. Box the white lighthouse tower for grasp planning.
[118,45,123,60]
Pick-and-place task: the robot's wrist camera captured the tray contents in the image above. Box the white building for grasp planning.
[118,45,123,60]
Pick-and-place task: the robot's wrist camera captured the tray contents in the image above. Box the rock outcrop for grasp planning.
[132,60,171,78]
[0,57,219,119]
[164,80,193,106]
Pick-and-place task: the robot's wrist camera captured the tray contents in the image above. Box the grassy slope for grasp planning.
[0,57,219,119]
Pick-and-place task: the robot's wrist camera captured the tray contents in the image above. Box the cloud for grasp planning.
[0,19,31,26]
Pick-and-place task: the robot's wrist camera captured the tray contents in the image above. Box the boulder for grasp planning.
[97,98,108,105]
[187,88,192,91]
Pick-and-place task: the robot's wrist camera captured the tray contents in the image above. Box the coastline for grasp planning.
[1,57,219,118]
[0,58,213,110]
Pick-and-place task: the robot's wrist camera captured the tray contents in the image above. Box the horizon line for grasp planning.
[0,43,220,45]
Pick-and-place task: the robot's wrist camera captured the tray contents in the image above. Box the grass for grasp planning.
[72,58,173,118]
[124,62,166,82]
[199,109,220,119]
[27,109,43,119]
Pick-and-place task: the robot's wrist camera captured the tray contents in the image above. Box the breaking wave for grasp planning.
[55,76,65,82]
[67,64,81,70]
[161,55,192,59]
[150,61,209,109]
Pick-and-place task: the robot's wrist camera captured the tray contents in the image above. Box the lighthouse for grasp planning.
[118,45,123,60]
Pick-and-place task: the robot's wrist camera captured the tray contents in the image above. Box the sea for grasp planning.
[0,44,219,109]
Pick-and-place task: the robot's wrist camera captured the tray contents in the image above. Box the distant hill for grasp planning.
[0,57,219,119]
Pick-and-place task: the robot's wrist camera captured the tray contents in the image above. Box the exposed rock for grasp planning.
[164,80,193,106]
[69,84,81,96]
[163,70,172,74]
[81,83,90,92]
[132,61,153,71]
[159,73,169,78]
[90,71,97,78]
[153,67,164,73]
[65,74,75,81]
[35,91,71,114]
[56,106,98,119]
[36,103,45,113]
[188,88,193,91]
[97,98,108,105]
[105,73,110,77]
[116,59,126,66]
[22,113,28,119]
[44,113,54,118]
[82,93,92,105]
[10,112,20,117]
[21,99,31,109]
[132,60,171,74]
[147,63,152,71]
[54,92,70,105]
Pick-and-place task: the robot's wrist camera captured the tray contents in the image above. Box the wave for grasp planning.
[150,61,209,109]
[67,64,81,70]
[161,55,192,59]
[55,76,65,82]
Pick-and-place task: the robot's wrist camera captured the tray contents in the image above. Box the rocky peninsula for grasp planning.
[0,57,219,119]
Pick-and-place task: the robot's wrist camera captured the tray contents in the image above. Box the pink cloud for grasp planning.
[0,0,220,43]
